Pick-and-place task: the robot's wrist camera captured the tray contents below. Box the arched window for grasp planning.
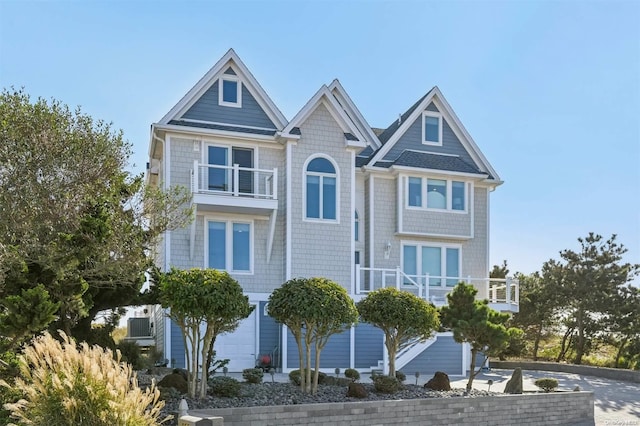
[305,157,337,220]
[354,210,360,241]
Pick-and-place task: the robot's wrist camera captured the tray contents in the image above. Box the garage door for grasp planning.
[213,307,257,372]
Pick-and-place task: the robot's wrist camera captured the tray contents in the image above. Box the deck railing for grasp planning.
[355,265,518,307]
[191,161,277,200]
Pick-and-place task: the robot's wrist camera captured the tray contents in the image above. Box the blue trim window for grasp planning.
[422,112,442,145]
[305,157,337,220]
[219,77,241,107]
[402,244,460,287]
[208,220,251,272]
[407,177,467,212]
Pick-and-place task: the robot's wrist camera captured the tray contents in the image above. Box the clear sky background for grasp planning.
[1,0,639,278]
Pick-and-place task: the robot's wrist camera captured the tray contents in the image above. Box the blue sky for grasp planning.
[1,0,638,277]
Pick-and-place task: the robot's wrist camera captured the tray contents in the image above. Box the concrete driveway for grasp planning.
[451,369,640,426]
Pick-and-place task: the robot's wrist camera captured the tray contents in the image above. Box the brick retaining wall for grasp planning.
[189,392,594,425]
[490,360,640,383]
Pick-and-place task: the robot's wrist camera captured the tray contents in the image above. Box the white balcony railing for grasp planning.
[191,161,277,200]
[355,265,518,308]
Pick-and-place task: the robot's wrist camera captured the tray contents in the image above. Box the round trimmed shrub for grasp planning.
[344,368,360,382]
[289,369,326,386]
[242,368,264,384]
[209,376,241,397]
[534,377,559,392]
[373,375,401,394]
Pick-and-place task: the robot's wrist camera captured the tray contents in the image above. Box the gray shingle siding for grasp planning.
[182,80,277,129]
[401,335,463,376]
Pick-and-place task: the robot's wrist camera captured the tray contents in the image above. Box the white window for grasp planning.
[402,244,460,287]
[422,112,442,145]
[219,77,242,107]
[406,177,467,212]
[354,210,360,241]
[304,156,338,221]
[207,219,252,273]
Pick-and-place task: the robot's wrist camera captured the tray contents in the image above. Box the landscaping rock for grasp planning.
[157,372,188,394]
[424,371,451,391]
[346,382,368,398]
[504,367,523,394]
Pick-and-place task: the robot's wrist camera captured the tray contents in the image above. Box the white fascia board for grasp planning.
[389,165,489,180]
[395,231,473,240]
[283,86,368,144]
[431,87,501,182]
[154,123,277,143]
[368,89,437,164]
[158,49,288,130]
[328,79,381,149]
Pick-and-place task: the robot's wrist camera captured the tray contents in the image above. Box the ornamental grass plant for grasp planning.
[1,331,170,426]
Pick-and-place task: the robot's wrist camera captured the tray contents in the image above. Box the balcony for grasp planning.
[191,161,278,215]
[355,265,519,313]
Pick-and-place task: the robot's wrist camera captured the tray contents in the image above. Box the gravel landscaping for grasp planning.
[137,373,498,425]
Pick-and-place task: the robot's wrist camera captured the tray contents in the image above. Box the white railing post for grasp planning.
[355,264,360,295]
[272,168,278,200]
[233,164,239,196]
[192,160,198,193]
[486,280,491,303]
[396,266,401,289]
[425,274,430,301]
[506,277,512,304]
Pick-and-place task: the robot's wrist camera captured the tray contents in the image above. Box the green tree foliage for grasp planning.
[0,88,192,345]
[510,272,560,360]
[0,284,59,351]
[605,285,640,367]
[357,287,440,377]
[159,268,253,398]
[542,233,639,364]
[440,282,518,391]
[267,277,358,394]
[490,260,509,279]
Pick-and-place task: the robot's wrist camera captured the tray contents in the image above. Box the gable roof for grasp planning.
[388,150,488,176]
[157,48,287,130]
[327,80,381,149]
[367,87,501,183]
[281,85,367,148]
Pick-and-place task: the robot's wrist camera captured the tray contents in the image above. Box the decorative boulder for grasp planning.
[503,367,523,394]
[424,371,451,391]
[157,372,188,394]
[346,382,368,398]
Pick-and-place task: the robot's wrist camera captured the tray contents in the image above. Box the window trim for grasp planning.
[422,111,443,146]
[401,242,462,287]
[218,76,242,108]
[205,217,254,274]
[354,210,360,241]
[302,154,340,223]
[405,177,468,213]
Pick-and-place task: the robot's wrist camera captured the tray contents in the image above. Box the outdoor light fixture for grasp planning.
[384,241,392,259]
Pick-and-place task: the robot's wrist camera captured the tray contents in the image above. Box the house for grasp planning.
[144,49,518,376]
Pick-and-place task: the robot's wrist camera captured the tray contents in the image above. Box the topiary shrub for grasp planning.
[288,369,327,386]
[373,375,401,394]
[0,331,169,425]
[395,371,406,383]
[344,368,360,382]
[209,376,241,397]
[242,368,264,384]
[534,377,559,392]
